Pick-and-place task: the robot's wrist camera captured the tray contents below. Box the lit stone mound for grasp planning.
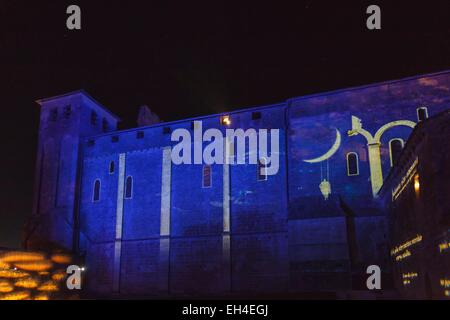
[14,277,39,289]
[0,252,46,263]
[0,250,79,300]
[0,280,14,293]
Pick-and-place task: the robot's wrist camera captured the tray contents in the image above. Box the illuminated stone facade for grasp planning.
[27,70,450,297]
[380,110,450,299]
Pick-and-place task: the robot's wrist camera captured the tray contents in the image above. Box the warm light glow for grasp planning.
[0,280,13,293]
[0,251,46,263]
[392,158,418,201]
[0,269,30,279]
[0,290,30,300]
[14,277,39,289]
[51,270,66,282]
[440,279,450,288]
[391,235,422,256]
[14,260,53,272]
[439,241,449,253]
[402,272,418,286]
[51,254,72,265]
[221,115,231,126]
[395,250,411,262]
[37,280,59,292]
[0,250,75,300]
[414,174,420,193]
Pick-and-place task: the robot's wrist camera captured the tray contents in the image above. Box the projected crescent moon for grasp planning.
[303,128,341,163]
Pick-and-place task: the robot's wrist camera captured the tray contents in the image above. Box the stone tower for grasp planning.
[137,105,161,127]
[27,90,120,251]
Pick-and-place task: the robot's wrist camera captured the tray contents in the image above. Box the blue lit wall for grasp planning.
[287,72,450,290]
[78,104,290,296]
[30,71,450,296]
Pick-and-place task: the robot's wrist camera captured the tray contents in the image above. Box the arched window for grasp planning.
[417,107,428,122]
[202,165,212,188]
[109,161,115,174]
[125,176,133,199]
[389,138,404,167]
[346,152,359,176]
[93,179,101,202]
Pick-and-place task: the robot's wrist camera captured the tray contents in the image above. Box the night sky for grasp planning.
[0,1,449,248]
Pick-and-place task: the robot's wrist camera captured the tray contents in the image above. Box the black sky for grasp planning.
[0,1,449,247]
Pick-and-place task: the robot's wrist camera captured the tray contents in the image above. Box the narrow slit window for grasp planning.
[125,176,133,199]
[93,179,101,202]
[417,107,428,122]
[346,152,359,176]
[109,161,115,174]
[202,165,212,188]
[389,139,404,167]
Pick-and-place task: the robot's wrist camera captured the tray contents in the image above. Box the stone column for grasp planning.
[113,153,126,293]
[367,142,383,197]
[222,139,232,292]
[159,147,172,294]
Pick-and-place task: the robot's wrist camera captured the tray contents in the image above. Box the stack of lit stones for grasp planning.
[0,251,76,300]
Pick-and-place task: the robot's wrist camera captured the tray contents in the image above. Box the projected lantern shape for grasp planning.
[319,179,331,200]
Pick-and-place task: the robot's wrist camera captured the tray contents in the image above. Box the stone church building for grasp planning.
[27,70,450,297]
